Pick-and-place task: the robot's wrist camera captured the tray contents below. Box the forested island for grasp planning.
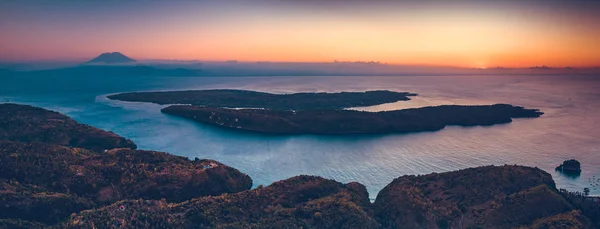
[109,89,543,135]
[162,104,542,134]
[108,89,417,110]
[0,103,597,228]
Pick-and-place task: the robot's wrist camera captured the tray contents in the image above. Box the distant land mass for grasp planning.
[108,90,417,110]
[109,89,543,135]
[1,52,213,78]
[85,52,136,64]
[4,65,209,78]
[194,61,600,76]
[2,57,600,77]
[0,103,598,228]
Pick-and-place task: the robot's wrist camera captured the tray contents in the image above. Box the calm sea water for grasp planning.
[1,74,599,200]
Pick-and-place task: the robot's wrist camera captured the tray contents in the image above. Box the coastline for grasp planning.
[107,89,543,135]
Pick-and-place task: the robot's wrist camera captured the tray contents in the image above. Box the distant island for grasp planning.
[109,89,543,135]
[108,90,417,110]
[0,103,597,228]
[85,52,136,64]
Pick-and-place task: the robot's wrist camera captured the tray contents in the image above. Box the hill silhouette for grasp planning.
[86,52,136,64]
[0,103,136,151]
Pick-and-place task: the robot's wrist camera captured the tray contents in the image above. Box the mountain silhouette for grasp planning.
[86,52,136,64]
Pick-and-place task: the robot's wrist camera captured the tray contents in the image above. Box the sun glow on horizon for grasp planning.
[0,1,599,68]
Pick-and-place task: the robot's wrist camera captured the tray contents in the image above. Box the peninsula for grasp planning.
[108,89,543,135]
[0,103,137,151]
[162,104,542,134]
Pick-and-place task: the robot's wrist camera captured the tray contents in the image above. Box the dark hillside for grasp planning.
[0,103,136,151]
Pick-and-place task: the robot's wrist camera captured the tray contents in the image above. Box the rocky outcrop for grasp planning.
[0,103,136,152]
[556,159,582,176]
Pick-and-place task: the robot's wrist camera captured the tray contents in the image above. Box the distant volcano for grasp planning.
[86,52,136,64]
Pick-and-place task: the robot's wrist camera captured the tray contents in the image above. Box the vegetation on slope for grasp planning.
[558,189,600,228]
[0,218,47,229]
[63,176,379,229]
[373,165,591,229]
[0,104,595,229]
[0,142,252,204]
[522,210,592,229]
[0,103,136,151]
[477,185,574,227]
[0,105,253,226]
[63,166,598,229]
[0,179,95,225]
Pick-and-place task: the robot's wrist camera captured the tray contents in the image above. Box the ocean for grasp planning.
[1,74,599,200]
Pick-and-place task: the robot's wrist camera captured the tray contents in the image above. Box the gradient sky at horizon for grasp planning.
[1,0,599,67]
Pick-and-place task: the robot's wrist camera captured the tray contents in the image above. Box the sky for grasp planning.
[0,0,599,68]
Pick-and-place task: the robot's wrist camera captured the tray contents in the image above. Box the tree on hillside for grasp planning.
[583,187,590,196]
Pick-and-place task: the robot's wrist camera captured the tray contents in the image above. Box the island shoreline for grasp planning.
[107,89,543,135]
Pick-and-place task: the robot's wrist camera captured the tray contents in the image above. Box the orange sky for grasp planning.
[0,1,599,68]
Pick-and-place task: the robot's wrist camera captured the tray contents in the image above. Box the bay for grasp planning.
[2,74,599,200]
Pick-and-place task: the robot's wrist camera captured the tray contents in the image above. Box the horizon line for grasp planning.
[1,58,599,70]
